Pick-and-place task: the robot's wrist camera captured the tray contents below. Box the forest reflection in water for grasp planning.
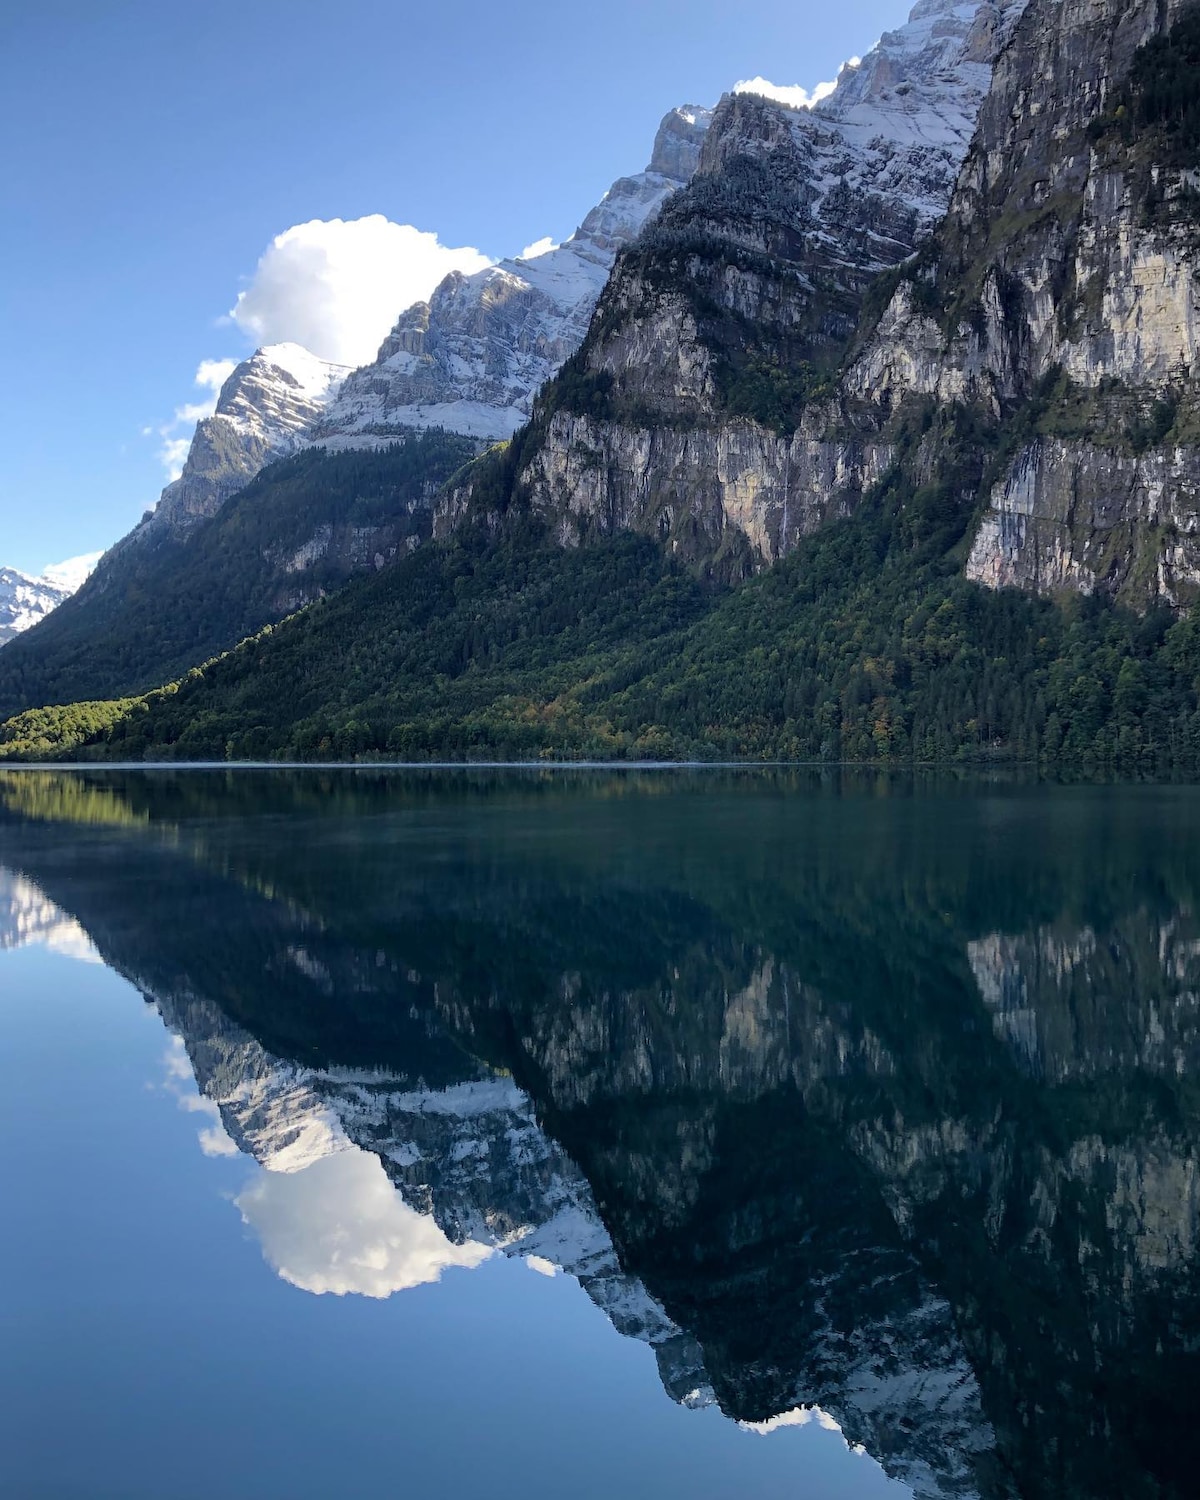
[3,766,1200,1500]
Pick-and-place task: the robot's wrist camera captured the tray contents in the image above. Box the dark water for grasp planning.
[3,769,1200,1500]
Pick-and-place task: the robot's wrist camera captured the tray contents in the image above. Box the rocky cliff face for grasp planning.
[143,343,349,539]
[458,0,1200,615]
[846,0,1200,606]
[477,1,1028,575]
[311,107,713,448]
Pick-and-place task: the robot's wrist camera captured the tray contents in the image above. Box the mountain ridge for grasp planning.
[309,105,714,448]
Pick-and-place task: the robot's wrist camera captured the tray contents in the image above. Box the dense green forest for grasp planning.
[0,433,476,720]
[11,433,1200,772]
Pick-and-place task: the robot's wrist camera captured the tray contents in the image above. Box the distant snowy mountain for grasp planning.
[311,106,713,446]
[144,343,351,537]
[0,554,100,647]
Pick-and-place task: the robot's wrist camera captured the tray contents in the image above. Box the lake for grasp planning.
[1,767,1198,1500]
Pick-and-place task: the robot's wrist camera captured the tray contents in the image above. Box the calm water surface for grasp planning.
[2,768,1199,1500]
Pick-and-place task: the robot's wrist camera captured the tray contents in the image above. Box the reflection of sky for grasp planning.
[1,926,910,1500]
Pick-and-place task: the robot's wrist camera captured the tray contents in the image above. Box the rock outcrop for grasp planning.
[846,0,1200,606]
[483,0,1029,574]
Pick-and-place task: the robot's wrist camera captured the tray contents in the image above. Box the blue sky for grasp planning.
[1,0,904,576]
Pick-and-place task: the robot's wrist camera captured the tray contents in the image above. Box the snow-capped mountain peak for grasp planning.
[813,0,1028,151]
[119,105,714,543]
[232,342,349,405]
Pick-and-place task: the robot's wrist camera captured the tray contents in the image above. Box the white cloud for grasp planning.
[199,1125,241,1158]
[144,214,491,495]
[177,1091,240,1156]
[733,61,856,112]
[519,237,558,261]
[162,1038,193,1082]
[173,400,217,427]
[159,435,192,481]
[195,358,236,394]
[161,1037,240,1159]
[236,1147,495,1298]
[227,215,493,367]
[41,551,102,593]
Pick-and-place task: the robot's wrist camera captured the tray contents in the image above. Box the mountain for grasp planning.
[0,0,1023,722]
[504,0,1030,573]
[152,991,713,1404]
[150,106,712,523]
[0,555,99,647]
[310,106,712,446]
[140,342,351,539]
[10,0,1200,771]
[0,569,73,648]
[0,109,710,720]
[56,0,1200,772]
[849,0,1200,607]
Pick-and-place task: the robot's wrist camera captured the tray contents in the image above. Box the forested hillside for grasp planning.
[0,433,475,718]
[20,437,1200,773]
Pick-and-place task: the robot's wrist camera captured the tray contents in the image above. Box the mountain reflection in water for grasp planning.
[3,767,1200,1500]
